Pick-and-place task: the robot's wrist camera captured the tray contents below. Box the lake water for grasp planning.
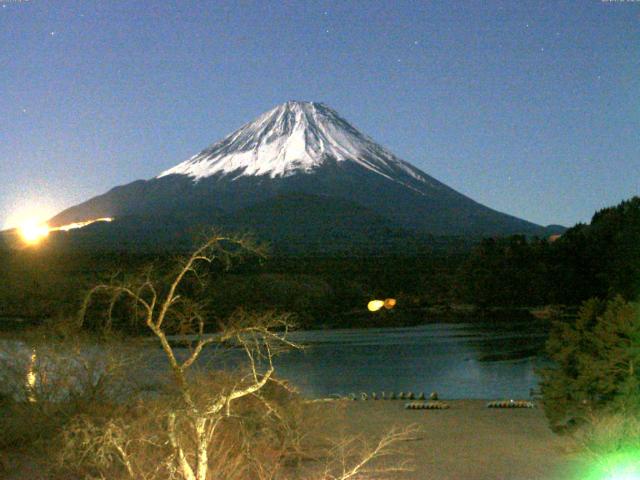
[267,321,549,399]
[1,319,550,401]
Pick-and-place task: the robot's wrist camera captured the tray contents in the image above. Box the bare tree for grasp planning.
[73,234,416,480]
[323,426,418,480]
[78,234,296,480]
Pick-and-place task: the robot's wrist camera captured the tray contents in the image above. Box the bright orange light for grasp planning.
[18,220,50,245]
[384,298,397,309]
[368,300,385,312]
[26,348,37,403]
[55,217,113,231]
[13,216,114,246]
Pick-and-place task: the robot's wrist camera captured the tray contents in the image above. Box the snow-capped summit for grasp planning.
[158,101,427,186]
[49,101,554,249]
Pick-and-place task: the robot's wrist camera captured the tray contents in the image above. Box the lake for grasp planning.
[267,320,549,399]
[1,319,550,401]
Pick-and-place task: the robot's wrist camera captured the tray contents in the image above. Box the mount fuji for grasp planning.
[48,101,558,252]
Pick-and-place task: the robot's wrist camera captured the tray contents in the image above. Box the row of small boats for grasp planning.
[405,400,534,409]
[346,391,435,401]
[342,392,535,409]
[405,401,450,409]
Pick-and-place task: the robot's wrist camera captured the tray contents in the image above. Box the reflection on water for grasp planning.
[1,320,549,400]
[263,321,549,399]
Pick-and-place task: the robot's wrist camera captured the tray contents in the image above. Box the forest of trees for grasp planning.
[0,196,638,330]
[460,196,640,307]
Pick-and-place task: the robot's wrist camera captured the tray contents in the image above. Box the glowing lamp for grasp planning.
[603,458,640,480]
[367,300,385,312]
[599,461,640,480]
[384,298,397,309]
[582,450,640,480]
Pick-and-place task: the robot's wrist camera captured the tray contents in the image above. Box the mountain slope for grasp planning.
[157,101,438,188]
[50,101,553,250]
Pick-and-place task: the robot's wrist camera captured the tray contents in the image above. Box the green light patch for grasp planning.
[582,450,640,480]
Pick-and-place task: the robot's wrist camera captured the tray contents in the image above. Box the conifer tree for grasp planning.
[540,296,640,431]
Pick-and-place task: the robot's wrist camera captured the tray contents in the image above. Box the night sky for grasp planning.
[1,0,638,229]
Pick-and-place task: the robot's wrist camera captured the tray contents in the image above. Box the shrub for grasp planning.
[539,296,640,431]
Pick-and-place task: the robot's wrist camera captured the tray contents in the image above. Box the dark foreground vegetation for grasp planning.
[0,196,639,478]
[539,295,640,478]
[0,236,417,479]
[1,196,639,330]
[532,198,640,476]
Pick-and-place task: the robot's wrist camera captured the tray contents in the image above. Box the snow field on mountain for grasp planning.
[158,101,424,185]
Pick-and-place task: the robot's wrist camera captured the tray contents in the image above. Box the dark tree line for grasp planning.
[1,197,638,329]
[458,196,640,308]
